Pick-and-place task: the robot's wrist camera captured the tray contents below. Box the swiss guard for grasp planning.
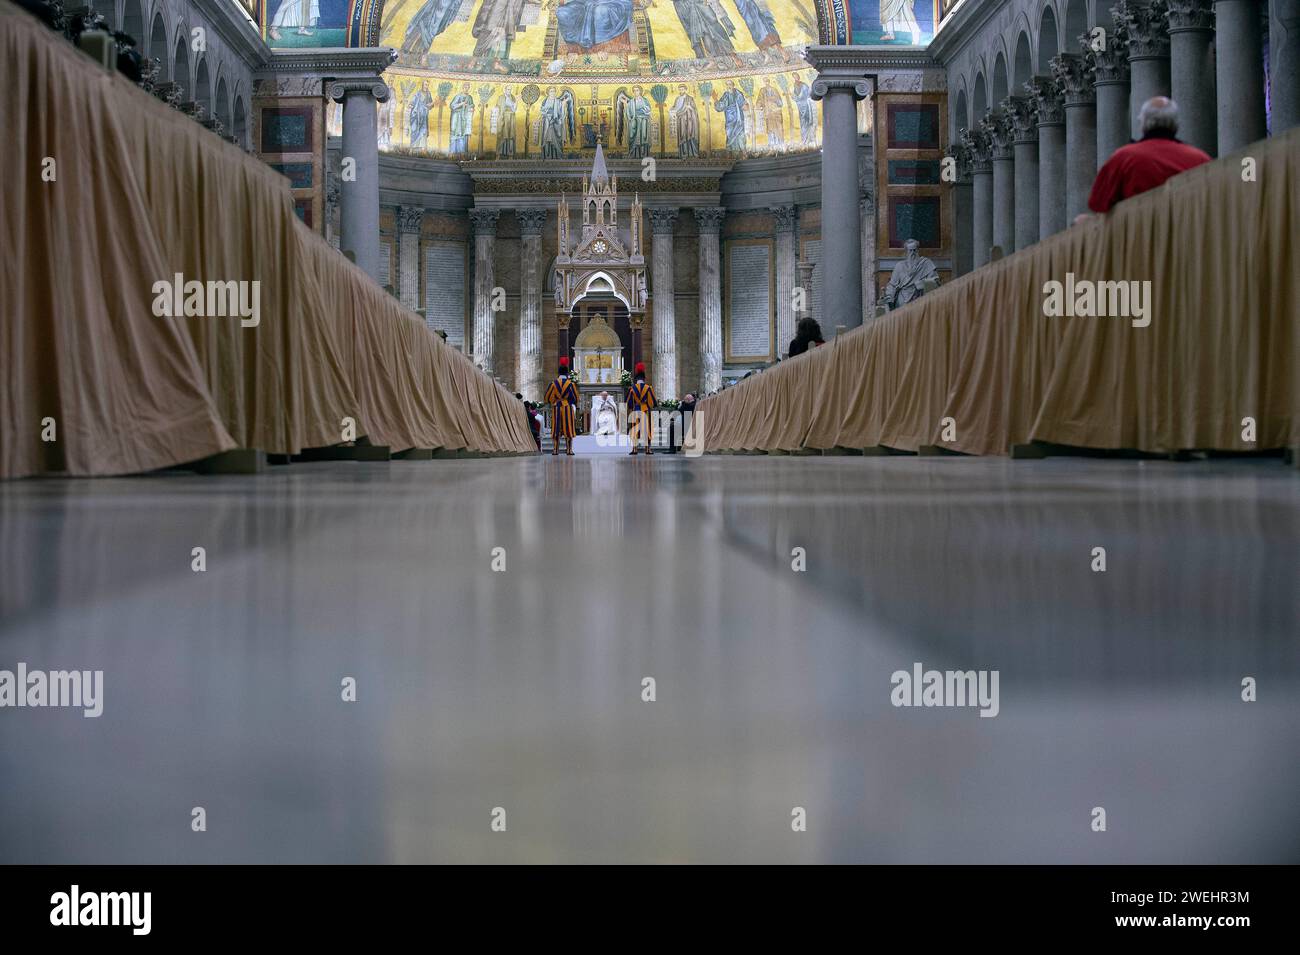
[544,356,579,456]
[627,362,657,456]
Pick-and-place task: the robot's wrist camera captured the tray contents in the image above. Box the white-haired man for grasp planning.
[1087,96,1211,214]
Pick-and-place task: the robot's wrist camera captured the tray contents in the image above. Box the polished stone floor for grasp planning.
[1,455,1297,864]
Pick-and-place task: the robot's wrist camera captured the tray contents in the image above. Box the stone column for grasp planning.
[517,209,547,402]
[1092,26,1133,165]
[1166,0,1218,154]
[1052,53,1098,221]
[1028,75,1067,237]
[948,141,974,275]
[649,209,679,399]
[396,206,423,312]
[695,207,725,395]
[470,208,499,375]
[1273,0,1300,134]
[1120,0,1173,139]
[983,108,1015,256]
[330,79,388,282]
[1215,0,1268,151]
[1005,96,1040,250]
[811,71,872,330]
[965,126,994,268]
[771,205,798,354]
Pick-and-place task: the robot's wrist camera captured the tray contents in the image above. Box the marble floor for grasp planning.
[1,455,1297,864]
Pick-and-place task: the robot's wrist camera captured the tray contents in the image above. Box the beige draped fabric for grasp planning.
[701,127,1298,456]
[0,7,532,479]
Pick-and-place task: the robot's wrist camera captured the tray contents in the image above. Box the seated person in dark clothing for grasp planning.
[788,317,825,357]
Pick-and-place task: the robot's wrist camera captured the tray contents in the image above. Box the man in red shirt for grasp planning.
[1087,97,1212,214]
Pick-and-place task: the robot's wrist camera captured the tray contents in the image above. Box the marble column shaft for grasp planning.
[1167,0,1218,154]
[1005,97,1040,251]
[1273,0,1300,134]
[772,205,798,354]
[1092,30,1133,166]
[695,208,725,395]
[1029,75,1067,239]
[517,209,548,401]
[650,209,679,399]
[396,206,423,312]
[811,77,871,330]
[1215,0,1268,152]
[1119,0,1173,140]
[966,126,994,268]
[983,109,1015,256]
[1053,54,1098,221]
[470,209,499,375]
[949,140,974,276]
[331,80,388,283]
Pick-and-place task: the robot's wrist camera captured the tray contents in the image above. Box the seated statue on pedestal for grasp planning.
[879,238,940,312]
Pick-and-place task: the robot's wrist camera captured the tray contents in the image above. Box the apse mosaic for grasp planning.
[374,0,826,158]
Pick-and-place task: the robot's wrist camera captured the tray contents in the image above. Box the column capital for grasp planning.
[1003,95,1040,144]
[961,127,993,173]
[771,205,799,234]
[517,208,549,236]
[1089,21,1132,84]
[1166,0,1215,32]
[980,108,1015,160]
[946,140,974,182]
[811,76,873,101]
[1051,53,1097,107]
[1116,0,1172,59]
[329,79,389,103]
[396,205,424,234]
[1026,74,1066,125]
[649,208,679,234]
[694,207,726,234]
[470,208,500,235]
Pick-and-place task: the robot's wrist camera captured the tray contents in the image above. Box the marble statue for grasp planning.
[590,392,618,435]
[880,238,939,311]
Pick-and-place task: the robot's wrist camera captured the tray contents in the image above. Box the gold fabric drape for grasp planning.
[0,7,533,479]
[701,127,1298,456]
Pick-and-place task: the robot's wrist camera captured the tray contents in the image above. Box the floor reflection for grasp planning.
[1,457,1297,863]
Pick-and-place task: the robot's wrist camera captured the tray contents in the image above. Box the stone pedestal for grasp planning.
[695,208,725,395]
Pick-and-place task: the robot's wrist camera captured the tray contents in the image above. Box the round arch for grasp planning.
[1013,30,1033,91]
[215,74,232,132]
[194,57,212,115]
[972,71,988,120]
[1064,0,1089,46]
[147,11,166,67]
[1038,6,1060,72]
[992,50,1010,105]
[172,28,190,90]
